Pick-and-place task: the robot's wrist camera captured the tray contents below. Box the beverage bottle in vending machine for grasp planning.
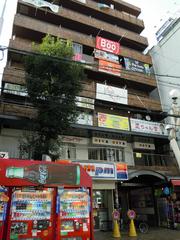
[6,163,80,185]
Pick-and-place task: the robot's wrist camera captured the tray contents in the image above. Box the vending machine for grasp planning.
[57,188,91,240]
[0,158,94,240]
[0,187,9,239]
[7,188,55,240]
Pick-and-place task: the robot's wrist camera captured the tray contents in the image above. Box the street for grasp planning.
[94,228,180,240]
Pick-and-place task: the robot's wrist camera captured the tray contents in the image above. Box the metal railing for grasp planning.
[133,152,175,167]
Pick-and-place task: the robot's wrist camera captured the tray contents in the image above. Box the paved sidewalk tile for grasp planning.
[94,228,180,240]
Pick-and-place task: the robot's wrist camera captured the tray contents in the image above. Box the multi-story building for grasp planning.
[0,0,179,229]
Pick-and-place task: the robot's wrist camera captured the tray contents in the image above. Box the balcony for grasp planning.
[3,66,161,111]
[12,16,152,64]
[58,145,178,175]
[132,152,178,175]
[13,10,147,52]
[52,0,144,33]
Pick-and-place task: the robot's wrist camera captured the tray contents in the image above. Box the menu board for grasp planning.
[11,190,52,220]
[59,189,90,219]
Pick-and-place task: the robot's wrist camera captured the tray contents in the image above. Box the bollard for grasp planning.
[113,219,121,238]
[129,219,137,237]
[127,209,137,238]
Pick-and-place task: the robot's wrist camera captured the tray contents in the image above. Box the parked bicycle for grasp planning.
[120,215,149,234]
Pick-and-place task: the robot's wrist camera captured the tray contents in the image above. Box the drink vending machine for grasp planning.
[0,158,94,240]
[0,187,9,240]
[57,188,91,240]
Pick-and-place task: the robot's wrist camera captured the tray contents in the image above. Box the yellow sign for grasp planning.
[98,113,129,131]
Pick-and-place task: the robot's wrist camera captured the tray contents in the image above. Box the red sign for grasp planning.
[112,210,120,220]
[96,37,120,54]
[127,210,136,220]
[99,59,121,76]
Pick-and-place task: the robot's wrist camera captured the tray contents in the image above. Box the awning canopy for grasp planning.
[171,180,180,186]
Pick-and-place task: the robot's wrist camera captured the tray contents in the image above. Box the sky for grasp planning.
[124,0,180,49]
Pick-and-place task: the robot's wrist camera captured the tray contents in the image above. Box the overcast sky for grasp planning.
[124,0,180,48]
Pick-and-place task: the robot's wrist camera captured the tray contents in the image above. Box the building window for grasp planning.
[88,147,123,162]
[60,144,76,160]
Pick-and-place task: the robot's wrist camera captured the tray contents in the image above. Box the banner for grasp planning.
[94,49,119,63]
[99,59,121,76]
[130,118,167,135]
[22,0,59,13]
[124,57,150,75]
[96,37,120,54]
[116,163,128,180]
[96,83,127,105]
[98,113,129,131]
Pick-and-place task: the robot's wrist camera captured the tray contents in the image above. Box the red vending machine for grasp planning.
[0,158,94,240]
[0,187,9,239]
[57,188,91,240]
[8,188,54,240]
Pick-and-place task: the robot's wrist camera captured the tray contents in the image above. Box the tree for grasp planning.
[21,35,84,160]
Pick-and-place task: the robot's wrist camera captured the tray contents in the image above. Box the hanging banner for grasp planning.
[130,118,167,135]
[22,0,59,13]
[124,57,150,75]
[96,37,120,54]
[98,59,121,76]
[96,83,127,105]
[98,113,129,131]
[116,163,128,180]
[94,49,119,63]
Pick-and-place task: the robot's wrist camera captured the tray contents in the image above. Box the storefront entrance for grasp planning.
[118,170,167,228]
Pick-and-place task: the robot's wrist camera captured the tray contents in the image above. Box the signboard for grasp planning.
[62,136,89,145]
[112,210,120,220]
[94,49,119,63]
[76,113,93,125]
[22,0,59,13]
[0,152,9,159]
[130,118,167,135]
[98,113,129,131]
[116,163,128,180]
[96,37,120,54]
[76,96,94,110]
[2,162,80,186]
[4,83,28,97]
[133,142,155,150]
[127,210,136,220]
[124,57,150,75]
[92,137,127,147]
[99,59,121,76]
[80,162,115,179]
[96,83,127,105]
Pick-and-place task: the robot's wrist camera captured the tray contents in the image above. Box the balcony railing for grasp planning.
[133,152,175,167]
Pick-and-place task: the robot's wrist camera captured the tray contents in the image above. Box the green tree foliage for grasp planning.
[22,35,84,160]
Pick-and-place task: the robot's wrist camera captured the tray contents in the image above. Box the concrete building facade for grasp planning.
[0,0,180,230]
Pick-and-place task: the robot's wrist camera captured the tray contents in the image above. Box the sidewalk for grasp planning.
[94,228,180,240]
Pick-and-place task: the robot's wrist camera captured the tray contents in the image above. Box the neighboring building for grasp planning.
[0,0,179,229]
[150,17,180,111]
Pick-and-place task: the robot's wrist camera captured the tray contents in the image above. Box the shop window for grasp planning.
[88,147,123,162]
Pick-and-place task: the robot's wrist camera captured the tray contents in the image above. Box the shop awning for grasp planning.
[171,180,180,186]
